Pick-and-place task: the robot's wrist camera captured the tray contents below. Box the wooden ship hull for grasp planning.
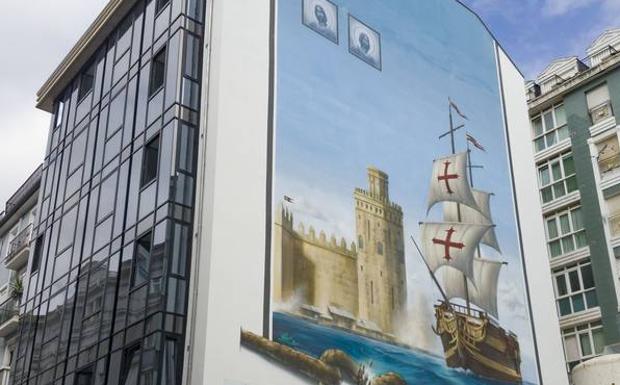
[434,303,522,383]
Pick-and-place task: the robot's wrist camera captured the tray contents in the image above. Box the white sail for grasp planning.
[443,190,501,252]
[427,152,479,214]
[442,258,504,319]
[419,222,491,282]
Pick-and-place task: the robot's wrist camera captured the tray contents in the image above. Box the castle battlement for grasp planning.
[294,222,357,257]
[354,188,403,212]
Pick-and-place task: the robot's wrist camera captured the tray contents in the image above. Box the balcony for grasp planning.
[5,225,32,271]
[589,101,614,126]
[0,301,19,338]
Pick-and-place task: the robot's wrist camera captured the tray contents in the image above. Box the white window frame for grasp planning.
[552,260,597,318]
[537,152,577,204]
[562,321,604,371]
[545,205,587,258]
[531,104,568,152]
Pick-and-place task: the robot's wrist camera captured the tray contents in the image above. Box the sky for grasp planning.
[0,0,616,207]
[274,0,538,381]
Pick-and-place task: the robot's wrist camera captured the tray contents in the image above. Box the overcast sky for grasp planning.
[0,0,616,207]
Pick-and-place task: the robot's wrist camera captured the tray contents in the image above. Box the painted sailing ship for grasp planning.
[412,100,522,383]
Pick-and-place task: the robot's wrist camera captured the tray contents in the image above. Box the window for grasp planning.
[31,235,44,273]
[156,0,171,13]
[120,345,141,385]
[74,366,94,385]
[149,48,167,96]
[545,206,587,258]
[531,104,568,152]
[537,152,577,204]
[596,134,620,175]
[586,84,613,125]
[132,231,153,287]
[78,63,96,101]
[553,260,598,317]
[562,321,605,371]
[161,338,181,385]
[358,235,364,250]
[377,241,384,255]
[141,135,160,187]
[54,100,65,128]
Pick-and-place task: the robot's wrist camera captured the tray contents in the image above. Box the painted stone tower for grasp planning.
[355,168,407,334]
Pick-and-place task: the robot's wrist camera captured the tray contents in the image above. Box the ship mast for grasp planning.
[466,139,485,261]
[439,99,471,314]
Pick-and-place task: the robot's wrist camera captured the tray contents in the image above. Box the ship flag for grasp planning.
[443,190,501,253]
[449,98,468,120]
[427,152,480,214]
[419,222,491,282]
[442,258,504,318]
[466,133,485,152]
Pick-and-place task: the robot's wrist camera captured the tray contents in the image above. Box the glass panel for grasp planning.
[549,240,562,257]
[532,117,543,136]
[546,132,557,147]
[551,162,563,181]
[569,270,581,292]
[555,105,567,126]
[121,346,141,385]
[562,236,575,253]
[566,176,578,193]
[563,155,575,175]
[575,231,587,248]
[581,264,595,289]
[559,298,572,316]
[556,275,568,296]
[572,294,585,313]
[133,231,152,287]
[553,182,566,198]
[535,137,546,152]
[547,219,559,239]
[559,214,571,234]
[564,335,580,362]
[585,290,598,308]
[161,339,179,385]
[141,135,160,187]
[544,110,555,131]
[539,166,550,186]
[593,328,605,354]
[149,47,167,96]
[579,333,593,356]
[541,187,554,203]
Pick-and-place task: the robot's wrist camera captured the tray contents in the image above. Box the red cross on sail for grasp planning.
[419,222,491,282]
[426,152,479,214]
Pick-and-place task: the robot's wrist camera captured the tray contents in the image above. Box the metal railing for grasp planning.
[6,224,32,262]
[589,101,614,125]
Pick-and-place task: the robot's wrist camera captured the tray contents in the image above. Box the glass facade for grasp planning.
[12,1,205,384]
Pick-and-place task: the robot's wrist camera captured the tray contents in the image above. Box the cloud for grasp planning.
[542,0,597,16]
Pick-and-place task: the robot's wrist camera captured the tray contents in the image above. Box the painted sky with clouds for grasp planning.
[274,0,542,381]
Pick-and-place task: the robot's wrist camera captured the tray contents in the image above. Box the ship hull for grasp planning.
[434,303,522,383]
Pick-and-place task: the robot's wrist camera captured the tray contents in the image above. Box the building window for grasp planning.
[161,338,181,385]
[132,231,153,287]
[54,100,65,128]
[141,135,160,187]
[31,235,44,273]
[545,206,587,258]
[586,84,613,125]
[78,63,96,101]
[74,366,94,385]
[120,345,141,385]
[358,235,364,250]
[377,241,384,255]
[149,47,167,96]
[156,0,171,13]
[531,104,568,152]
[553,260,598,317]
[562,321,605,371]
[596,134,620,175]
[537,152,577,204]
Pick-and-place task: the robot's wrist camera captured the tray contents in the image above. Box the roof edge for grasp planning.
[36,0,139,113]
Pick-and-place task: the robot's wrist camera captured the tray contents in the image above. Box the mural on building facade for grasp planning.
[240,1,541,384]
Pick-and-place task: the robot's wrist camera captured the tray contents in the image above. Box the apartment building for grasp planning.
[527,28,620,376]
[0,166,41,385]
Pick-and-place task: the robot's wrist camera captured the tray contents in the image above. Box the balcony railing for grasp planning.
[6,225,32,262]
[589,101,614,125]
[0,300,18,326]
[609,212,620,238]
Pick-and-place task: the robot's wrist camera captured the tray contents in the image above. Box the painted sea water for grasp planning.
[273,312,535,385]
